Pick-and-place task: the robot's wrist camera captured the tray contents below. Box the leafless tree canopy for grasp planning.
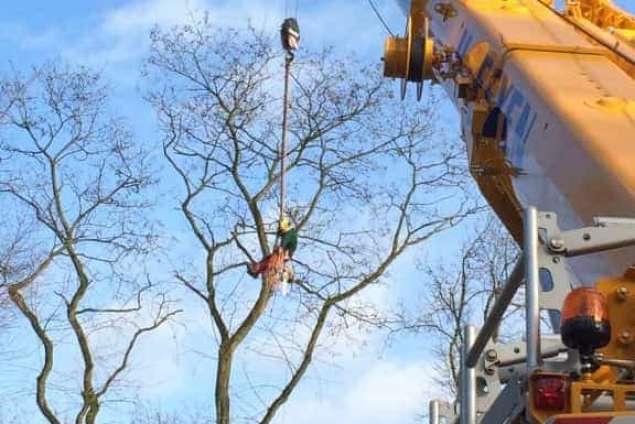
[146,20,477,423]
[0,64,180,424]
[0,17,490,423]
[130,404,209,424]
[404,217,519,396]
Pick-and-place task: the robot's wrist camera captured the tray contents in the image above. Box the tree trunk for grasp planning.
[215,343,233,424]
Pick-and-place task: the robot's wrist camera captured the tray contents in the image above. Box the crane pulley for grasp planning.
[383,7,435,100]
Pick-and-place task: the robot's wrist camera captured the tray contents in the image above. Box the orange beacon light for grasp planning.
[560,288,611,374]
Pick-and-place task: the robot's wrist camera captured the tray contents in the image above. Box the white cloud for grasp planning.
[103,0,209,35]
[0,2,446,421]
[62,0,211,68]
[280,359,440,424]
[127,319,191,398]
[2,0,405,85]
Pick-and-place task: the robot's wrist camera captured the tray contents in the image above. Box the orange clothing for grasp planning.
[249,247,286,277]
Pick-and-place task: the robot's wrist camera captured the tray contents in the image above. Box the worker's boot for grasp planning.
[247,255,275,278]
[247,262,263,278]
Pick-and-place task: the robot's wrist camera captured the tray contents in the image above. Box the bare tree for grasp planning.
[130,404,209,424]
[405,217,519,396]
[146,19,477,424]
[0,219,32,329]
[0,63,180,424]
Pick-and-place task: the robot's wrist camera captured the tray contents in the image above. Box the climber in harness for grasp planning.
[246,17,301,293]
[247,217,298,291]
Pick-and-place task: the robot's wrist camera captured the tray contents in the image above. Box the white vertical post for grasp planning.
[461,325,477,424]
[524,206,541,372]
[429,400,440,424]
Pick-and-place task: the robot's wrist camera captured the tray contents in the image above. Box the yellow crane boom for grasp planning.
[387,0,635,282]
[383,1,635,423]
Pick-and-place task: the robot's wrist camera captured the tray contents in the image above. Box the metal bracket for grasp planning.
[456,207,635,424]
[479,376,525,424]
[537,212,635,326]
[473,336,567,418]
[535,211,574,329]
[462,335,567,424]
[496,336,567,369]
[546,215,635,258]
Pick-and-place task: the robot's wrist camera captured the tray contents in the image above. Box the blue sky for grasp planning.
[0,2,446,423]
[1,1,634,423]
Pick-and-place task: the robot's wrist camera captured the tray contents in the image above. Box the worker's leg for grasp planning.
[247,255,273,278]
[247,248,285,279]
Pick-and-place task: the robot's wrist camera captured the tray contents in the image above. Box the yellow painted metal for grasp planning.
[386,0,635,422]
[416,0,635,271]
[597,273,635,364]
[466,100,525,242]
[578,0,635,31]
[383,0,431,80]
[446,0,621,243]
[545,411,635,423]
[560,5,635,78]
[384,1,635,423]
[616,29,635,43]
[526,371,628,423]
[569,380,631,414]
[528,372,635,422]
[528,274,635,422]
[383,13,435,82]
[384,37,408,79]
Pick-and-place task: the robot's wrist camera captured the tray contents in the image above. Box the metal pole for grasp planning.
[461,325,477,424]
[525,206,541,372]
[429,400,440,424]
[466,258,524,368]
[280,53,293,219]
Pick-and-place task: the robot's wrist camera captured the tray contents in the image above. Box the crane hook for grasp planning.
[281,18,301,58]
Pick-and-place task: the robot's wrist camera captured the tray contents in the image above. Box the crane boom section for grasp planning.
[385,1,635,422]
[393,0,635,283]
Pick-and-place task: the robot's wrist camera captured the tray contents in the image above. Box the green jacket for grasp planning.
[279,228,298,257]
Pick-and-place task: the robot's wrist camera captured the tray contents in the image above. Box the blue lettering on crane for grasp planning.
[456,28,474,57]
[505,91,525,124]
[456,29,538,168]
[515,104,532,139]
[497,85,538,167]
[496,79,513,107]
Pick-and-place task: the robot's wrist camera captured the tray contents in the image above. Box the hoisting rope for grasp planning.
[280,54,291,222]
[366,0,396,37]
[246,18,301,293]
[279,18,300,222]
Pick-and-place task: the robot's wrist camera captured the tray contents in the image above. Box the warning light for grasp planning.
[561,288,609,326]
[531,373,568,411]
[560,288,611,373]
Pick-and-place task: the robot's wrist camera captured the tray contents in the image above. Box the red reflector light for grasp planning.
[553,418,612,424]
[532,374,568,411]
